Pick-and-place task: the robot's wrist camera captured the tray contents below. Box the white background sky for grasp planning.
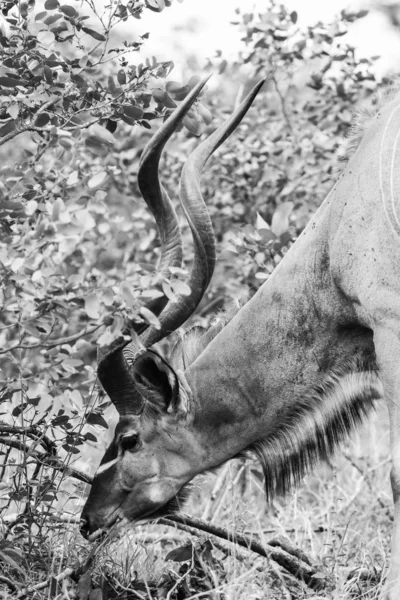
[133,0,400,80]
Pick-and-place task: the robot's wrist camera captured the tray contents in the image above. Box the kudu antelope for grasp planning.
[81,77,400,598]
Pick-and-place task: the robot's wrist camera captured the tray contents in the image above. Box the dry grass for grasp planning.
[0,401,392,599]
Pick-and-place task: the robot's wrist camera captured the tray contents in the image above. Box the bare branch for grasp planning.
[0,437,92,484]
[15,567,74,599]
[160,514,327,589]
[0,323,103,355]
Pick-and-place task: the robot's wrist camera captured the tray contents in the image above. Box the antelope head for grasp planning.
[80,78,265,536]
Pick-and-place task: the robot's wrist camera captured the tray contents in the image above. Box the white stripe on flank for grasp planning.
[95,457,119,475]
[379,102,400,237]
[390,117,400,232]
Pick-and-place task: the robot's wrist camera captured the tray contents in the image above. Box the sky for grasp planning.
[133,0,400,80]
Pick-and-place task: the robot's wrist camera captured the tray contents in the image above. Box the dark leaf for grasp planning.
[86,413,109,429]
[35,10,47,20]
[60,4,77,17]
[165,80,184,94]
[166,544,194,562]
[0,120,16,137]
[0,76,29,88]
[35,112,51,127]
[82,27,106,42]
[145,0,165,12]
[152,87,166,103]
[117,69,126,85]
[163,93,176,109]
[62,444,81,454]
[43,65,53,84]
[44,13,62,25]
[123,104,144,120]
[106,119,117,133]
[44,0,59,8]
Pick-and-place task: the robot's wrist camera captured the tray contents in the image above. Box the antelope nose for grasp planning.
[79,516,90,539]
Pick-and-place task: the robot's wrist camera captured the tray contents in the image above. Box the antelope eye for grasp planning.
[120,433,139,453]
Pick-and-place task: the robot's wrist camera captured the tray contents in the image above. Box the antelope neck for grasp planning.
[184,183,374,473]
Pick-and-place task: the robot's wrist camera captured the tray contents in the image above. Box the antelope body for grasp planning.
[81,79,400,598]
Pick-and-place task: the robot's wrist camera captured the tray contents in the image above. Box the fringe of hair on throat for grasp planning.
[240,364,383,503]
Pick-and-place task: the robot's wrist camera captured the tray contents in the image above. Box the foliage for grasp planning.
[191,3,380,299]
[0,0,393,597]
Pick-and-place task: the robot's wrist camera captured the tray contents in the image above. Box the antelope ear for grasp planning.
[131,350,185,414]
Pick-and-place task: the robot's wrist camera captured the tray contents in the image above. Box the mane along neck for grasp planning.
[183,108,390,492]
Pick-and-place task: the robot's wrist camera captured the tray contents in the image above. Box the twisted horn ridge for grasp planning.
[142,78,266,347]
[97,77,211,415]
[136,76,212,325]
[97,337,146,415]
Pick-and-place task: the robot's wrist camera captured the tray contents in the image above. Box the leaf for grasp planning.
[140,306,161,329]
[85,294,101,319]
[86,123,115,147]
[37,30,55,45]
[82,27,106,42]
[140,289,164,300]
[152,88,166,103]
[87,171,108,189]
[146,0,165,12]
[0,77,28,88]
[7,104,19,120]
[165,80,184,94]
[162,93,177,109]
[271,202,293,236]
[45,13,62,25]
[123,104,144,120]
[0,544,24,572]
[66,170,79,187]
[187,74,202,89]
[86,413,108,429]
[218,59,227,74]
[161,280,176,301]
[197,103,212,125]
[35,112,50,127]
[44,0,59,8]
[172,280,191,296]
[43,65,53,84]
[182,112,203,136]
[166,543,194,562]
[120,282,135,307]
[102,288,114,306]
[60,4,77,17]
[117,69,126,85]
[169,84,190,101]
[52,197,64,221]
[255,212,270,231]
[0,121,16,137]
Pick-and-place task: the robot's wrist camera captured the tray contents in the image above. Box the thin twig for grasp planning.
[0,575,17,593]
[0,323,103,355]
[15,567,74,599]
[0,437,91,483]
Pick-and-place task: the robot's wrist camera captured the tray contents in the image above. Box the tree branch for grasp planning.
[160,514,328,590]
[0,323,103,355]
[0,437,92,484]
